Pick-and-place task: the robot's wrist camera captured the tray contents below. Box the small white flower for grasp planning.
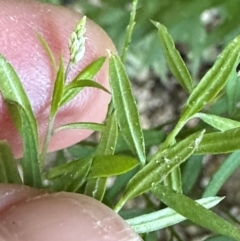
[68,16,86,64]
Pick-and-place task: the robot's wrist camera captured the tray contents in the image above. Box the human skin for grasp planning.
[0,0,112,158]
[0,1,142,240]
[0,184,142,241]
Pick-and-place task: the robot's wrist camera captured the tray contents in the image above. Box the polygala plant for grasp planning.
[1,0,240,240]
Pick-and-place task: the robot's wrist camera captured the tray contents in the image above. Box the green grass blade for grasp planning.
[85,112,118,201]
[195,127,240,154]
[60,57,106,106]
[109,53,145,165]
[54,122,105,134]
[0,140,22,184]
[181,35,240,120]
[126,196,224,233]
[152,185,240,241]
[50,56,65,117]
[194,113,240,132]
[203,150,240,198]
[153,21,193,93]
[87,155,139,178]
[114,130,204,212]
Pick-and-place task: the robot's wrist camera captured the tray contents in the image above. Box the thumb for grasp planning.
[0,184,142,241]
[0,0,114,158]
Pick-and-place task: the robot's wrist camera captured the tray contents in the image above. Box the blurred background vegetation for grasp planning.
[42,0,240,80]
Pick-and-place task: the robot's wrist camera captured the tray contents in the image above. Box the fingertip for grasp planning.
[0,185,142,241]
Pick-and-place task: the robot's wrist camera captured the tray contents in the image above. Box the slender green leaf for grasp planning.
[50,56,65,117]
[152,185,240,241]
[85,112,118,201]
[64,79,110,95]
[153,21,193,93]
[60,57,106,106]
[5,102,41,187]
[0,140,22,184]
[181,35,240,120]
[11,103,42,187]
[36,33,57,72]
[114,130,204,212]
[88,155,139,178]
[109,53,145,165]
[203,150,240,198]
[47,157,93,192]
[195,127,240,154]
[0,55,38,141]
[182,155,203,195]
[45,157,90,179]
[126,196,224,233]
[0,55,41,187]
[226,70,240,116]
[54,122,105,134]
[61,158,92,192]
[194,113,240,132]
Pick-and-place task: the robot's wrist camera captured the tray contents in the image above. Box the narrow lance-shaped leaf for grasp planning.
[0,55,41,187]
[203,150,240,198]
[85,112,118,201]
[8,102,42,187]
[46,157,93,192]
[226,70,240,116]
[194,113,240,132]
[60,57,106,106]
[0,140,22,184]
[114,130,204,212]
[46,157,90,179]
[152,185,240,241]
[153,21,193,93]
[54,122,105,134]
[126,196,224,234]
[181,35,240,120]
[87,155,139,178]
[50,56,65,117]
[195,127,240,154]
[64,79,110,94]
[0,55,38,144]
[109,53,145,165]
[36,33,57,72]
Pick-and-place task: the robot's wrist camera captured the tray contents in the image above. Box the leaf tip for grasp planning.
[150,20,160,28]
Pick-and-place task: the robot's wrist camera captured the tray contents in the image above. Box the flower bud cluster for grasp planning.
[68,16,86,64]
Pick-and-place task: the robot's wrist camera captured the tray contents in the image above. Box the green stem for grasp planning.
[121,0,138,63]
[39,115,55,169]
[150,116,189,193]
